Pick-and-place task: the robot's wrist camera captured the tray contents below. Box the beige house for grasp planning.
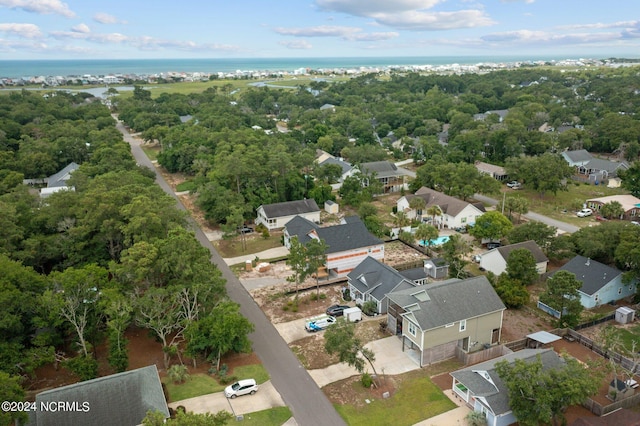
[386,276,505,366]
[586,194,640,221]
[397,187,486,228]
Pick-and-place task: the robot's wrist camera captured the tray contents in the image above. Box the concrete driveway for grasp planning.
[308,336,420,387]
[168,380,285,416]
[274,318,310,343]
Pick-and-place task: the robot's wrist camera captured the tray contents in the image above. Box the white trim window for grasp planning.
[459,319,467,332]
[408,322,417,337]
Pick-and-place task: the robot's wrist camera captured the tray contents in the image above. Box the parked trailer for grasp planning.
[343,307,362,322]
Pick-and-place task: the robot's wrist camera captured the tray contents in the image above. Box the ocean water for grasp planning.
[1,55,577,79]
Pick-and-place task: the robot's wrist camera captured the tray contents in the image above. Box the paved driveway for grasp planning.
[307,336,420,387]
[168,380,284,416]
[274,318,309,343]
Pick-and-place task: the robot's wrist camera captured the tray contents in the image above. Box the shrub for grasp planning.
[65,356,98,381]
[219,374,238,385]
[361,372,373,388]
[361,300,378,316]
[342,288,352,301]
[466,410,487,426]
[167,364,190,384]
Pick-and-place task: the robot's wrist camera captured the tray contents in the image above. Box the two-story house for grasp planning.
[386,276,506,366]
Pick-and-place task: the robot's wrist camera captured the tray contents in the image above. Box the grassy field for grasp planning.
[335,371,456,426]
[163,374,225,402]
[232,364,270,384]
[213,233,283,259]
[239,407,292,426]
[502,180,628,227]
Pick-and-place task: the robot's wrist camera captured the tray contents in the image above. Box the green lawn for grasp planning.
[214,234,283,259]
[163,374,225,402]
[335,374,456,426]
[141,144,161,161]
[238,407,292,426]
[503,181,628,226]
[607,324,640,356]
[231,364,270,384]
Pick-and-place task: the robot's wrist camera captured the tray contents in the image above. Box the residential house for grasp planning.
[397,187,486,228]
[399,266,429,285]
[551,255,637,309]
[357,161,412,193]
[473,109,509,123]
[561,149,629,183]
[450,349,565,426]
[256,199,320,230]
[317,156,354,189]
[586,194,640,221]
[478,240,548,276]
[40,162,79,198]
[386,276,506,366]
[347,256,417,314]
[284,216,384,277]
[26,365,169,426]
[475,161,508,181]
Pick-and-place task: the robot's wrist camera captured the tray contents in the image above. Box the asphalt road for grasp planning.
[473,193,580,234]
[116,120,346,426]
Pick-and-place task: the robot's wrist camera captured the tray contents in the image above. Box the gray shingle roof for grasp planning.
[47,162,79,188]
[552,255,623,296]
[387,276,505,331]
[563,149,592,163]
[27,365,168,426]
[260,199,320,219]
[495,240,548,264]
[286,216,383,254]
[584,158,629,174]
[450,349,565,416]
[348,256,416,301]
[318,157,353,175]
[359,161,411,179]
[411,187,486,217]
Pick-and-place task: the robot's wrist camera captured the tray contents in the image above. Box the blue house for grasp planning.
[552,255,636,309]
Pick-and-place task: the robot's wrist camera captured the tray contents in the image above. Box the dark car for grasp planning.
[486,242,502,250]
[326,304,351,317]
[237,226,254,234]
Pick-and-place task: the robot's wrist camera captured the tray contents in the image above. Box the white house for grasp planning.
[478,240,548,276]
[397,187,485,229]
[451,349,565,426]
[256,199,320,230]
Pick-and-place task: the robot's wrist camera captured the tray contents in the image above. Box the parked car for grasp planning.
[454,226,467,233]
[506,181,520,188]
[486,242,501,250]
[472,254,481,263]
[224,379,258,399]
[595,215,609,222]
[237,226,254,234]
[577,208,593,217]
[326,304,350,317]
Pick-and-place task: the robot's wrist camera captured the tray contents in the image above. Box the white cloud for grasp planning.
[275,25,397,41]
[93,12,126,25]
[372,10,495,31]
[279,40,313,50]
[0,0,75,18]
[0,22,42,38]
[315,0,493,31]
[480,29,621,46]
[315,0,441,15]
[557,21,638,30]
[50,29,128,44]
[500,0,535,3]
[71,23,90,34]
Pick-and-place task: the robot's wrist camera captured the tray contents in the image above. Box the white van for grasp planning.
[305,315,336,332]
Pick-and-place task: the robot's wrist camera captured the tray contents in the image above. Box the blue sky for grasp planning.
[1,0,639,60]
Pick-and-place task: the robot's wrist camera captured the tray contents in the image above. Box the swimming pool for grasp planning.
[418,235,450,246]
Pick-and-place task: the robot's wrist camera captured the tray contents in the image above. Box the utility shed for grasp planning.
[616,306,636,324]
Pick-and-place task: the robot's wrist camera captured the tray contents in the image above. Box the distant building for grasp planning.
[256,199,320,230]
[475,161,508,181]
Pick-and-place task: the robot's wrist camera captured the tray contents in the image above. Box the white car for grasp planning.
[577,208,593,217]
[224,379,258,398]
[506,181,520,188]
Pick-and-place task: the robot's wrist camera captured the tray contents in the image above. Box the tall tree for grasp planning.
[540,271,584,328]
[469,211,513,242]
[495,353,603,426]
[306,238,328,298]
[505,248,539,285]
[324,319,378,386]
[415,223,438,255]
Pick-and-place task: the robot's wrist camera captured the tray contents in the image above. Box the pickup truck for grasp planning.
[304,315,336,332]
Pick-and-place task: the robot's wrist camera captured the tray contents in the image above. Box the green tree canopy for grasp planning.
[540,271,584,328]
